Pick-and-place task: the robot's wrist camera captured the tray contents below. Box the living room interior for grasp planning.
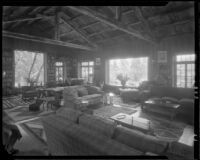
[2,3,197,159]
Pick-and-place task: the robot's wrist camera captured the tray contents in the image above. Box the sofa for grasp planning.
[41,108,194,159]
[144,86,194,124]
[63,85,103,110]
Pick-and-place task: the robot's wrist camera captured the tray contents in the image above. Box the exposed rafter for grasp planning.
[59,12,98,48]
[54,12,60,40]
[134,7,156,42]
[3,16,53,24]
[3,31,94,51]
[66,6,156,44]
[115,6,121,20]
[28,6,46,15]
[8,7,31,20]
[88,28,117,37]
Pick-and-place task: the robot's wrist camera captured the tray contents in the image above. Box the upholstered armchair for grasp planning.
[63,85,103,110]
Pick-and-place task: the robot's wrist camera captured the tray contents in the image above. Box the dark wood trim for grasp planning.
[66,6,156,44]
[3,31,94,51]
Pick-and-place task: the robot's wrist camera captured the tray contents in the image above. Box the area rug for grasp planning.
[139,111,187,141]
[21,118,47,145]
[113,95,140,109]
[3,105,55,123]
[93,105,137,119]
[3,95,33,110]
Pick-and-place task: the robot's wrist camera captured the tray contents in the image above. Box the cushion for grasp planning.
[61,123,141,155]
[79,114,116,138]
[167,141,194,158]
[179,98,194,105]
[56,107,82,123]
[77,87,88,97]
[149,97,162,102]
[85,85,101,95]
[63,87,78,98]
[113,126,168,154]
[162,97,179,104]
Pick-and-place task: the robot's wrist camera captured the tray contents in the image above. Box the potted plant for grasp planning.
[116,73,129,88]
[25,77,37,87]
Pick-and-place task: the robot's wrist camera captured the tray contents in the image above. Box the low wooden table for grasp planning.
[110,113,151,134]
[143,100,180,120]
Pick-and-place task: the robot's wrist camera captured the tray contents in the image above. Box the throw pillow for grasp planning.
[85,85,100,95]
[77,87,88,97]
[162,97,179,104]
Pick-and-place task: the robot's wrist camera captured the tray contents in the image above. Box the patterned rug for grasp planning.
[93,105,138,119]
[21,118,47,145]
[3,95,33,110]
[138,111,187,141]
[3,105,55,123]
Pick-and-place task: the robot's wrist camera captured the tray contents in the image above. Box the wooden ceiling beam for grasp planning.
[115,6,121,20]
[134,7,156,41]
[66,6,155,44]
[155,18,194,31]
[88,28,117,37]
[28,6,46,15]
[3,31,94,51]
[59,12,98,48]
[3,16,53,24]
[54,12,60,40]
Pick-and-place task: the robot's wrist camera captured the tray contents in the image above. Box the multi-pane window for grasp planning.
[14,50,44,87]
[108,57,148,87]
[81,61,94,83]
[55,62,64,83]
[176,54,195,88]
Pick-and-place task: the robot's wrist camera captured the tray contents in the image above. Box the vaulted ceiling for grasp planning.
[3,3,194,51]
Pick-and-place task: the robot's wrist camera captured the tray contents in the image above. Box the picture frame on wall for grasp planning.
[96,58,101,65]
[158,51,167,63]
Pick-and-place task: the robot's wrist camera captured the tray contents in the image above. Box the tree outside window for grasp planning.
[109,57,148,87]
[14,50,44,87]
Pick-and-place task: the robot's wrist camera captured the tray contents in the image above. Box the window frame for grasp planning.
[107,57,149,87]
[80,61,94,83]
[175,54,195,88]
[55,61,64,83]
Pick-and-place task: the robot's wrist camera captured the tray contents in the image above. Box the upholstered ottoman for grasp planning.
[119,88,141,102]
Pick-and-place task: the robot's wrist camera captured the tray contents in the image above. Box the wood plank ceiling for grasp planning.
[3,2,194,51]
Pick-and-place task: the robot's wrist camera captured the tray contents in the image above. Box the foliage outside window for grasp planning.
[81,61,94,83]
[14,50,44,87]
[55,62,64,83]
[176,54,195,88]
[109,57,148,87]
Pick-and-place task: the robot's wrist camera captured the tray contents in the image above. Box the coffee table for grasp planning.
[110,113,152,134]
[143,100,180,120]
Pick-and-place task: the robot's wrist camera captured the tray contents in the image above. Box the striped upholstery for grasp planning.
[113,126,168,154]
[79,114,117,138]
[63,85,103,110]
[56,107,82,123]
[42,115,142,155]
[42,115,73,155]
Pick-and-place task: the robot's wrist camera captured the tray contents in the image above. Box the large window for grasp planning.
[14,50,44,87]
[81,61,94,83]
[176,54,195,88]
[108,57,148,87]
[55,62,64,83]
